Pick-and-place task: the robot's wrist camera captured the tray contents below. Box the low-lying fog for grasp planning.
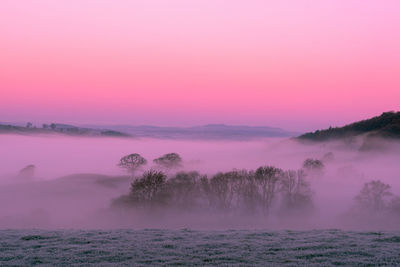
[0,134,400,230]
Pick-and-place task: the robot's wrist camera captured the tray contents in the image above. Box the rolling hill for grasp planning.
[298,111,400,141]
[82,124,299,140]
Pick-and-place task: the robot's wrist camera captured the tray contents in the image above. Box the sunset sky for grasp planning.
[1,0,399,132]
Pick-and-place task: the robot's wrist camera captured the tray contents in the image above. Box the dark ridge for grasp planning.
[298,111,400,141]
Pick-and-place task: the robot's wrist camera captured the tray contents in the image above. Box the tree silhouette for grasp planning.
[280,169,313,212]
[255,166,283,214]
[303,158,324,170]
[355,180,392,213]
[118,153,147,176]
[164,171,201,209]
[153,153,182,169]
[129,170,167,205]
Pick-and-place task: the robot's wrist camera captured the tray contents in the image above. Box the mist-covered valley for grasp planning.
[1,134,400,230]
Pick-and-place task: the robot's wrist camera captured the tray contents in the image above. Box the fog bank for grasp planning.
[1,134,400,229]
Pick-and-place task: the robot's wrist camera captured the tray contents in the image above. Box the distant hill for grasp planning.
[0,123,130,137]
[298,111,400,141]
[1,121,298,140]
[82,124,299,140]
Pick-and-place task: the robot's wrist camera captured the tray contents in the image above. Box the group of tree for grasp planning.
[41,123,56,130]
[26,122,55,129]
[302,158,324,173]
[114,151,400,223]
[113,165,315,217]
[117,153,182,175]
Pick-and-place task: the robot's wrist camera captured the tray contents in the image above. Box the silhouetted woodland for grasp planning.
[299,111,400,141]
[113,163,317,217]
[113,152,400,223]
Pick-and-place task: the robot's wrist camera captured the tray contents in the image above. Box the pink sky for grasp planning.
[1,0,399,131]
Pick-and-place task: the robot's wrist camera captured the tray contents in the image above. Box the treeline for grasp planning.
[112,157,325,217]
[113,152,400,224]
[299,111,400,141]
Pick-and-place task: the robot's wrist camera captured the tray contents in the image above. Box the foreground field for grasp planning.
[1,229,400,266]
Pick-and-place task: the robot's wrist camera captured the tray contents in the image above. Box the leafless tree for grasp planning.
[354,180,392,213]
[210,172,231,210]
[280,169,313,212]
[129,170,167,205]
[255,166,283,215]
[164,171,202,209]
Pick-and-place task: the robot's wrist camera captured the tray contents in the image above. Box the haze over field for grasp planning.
[1,133,400,230]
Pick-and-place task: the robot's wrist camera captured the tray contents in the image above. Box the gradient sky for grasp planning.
[1,0,399,131]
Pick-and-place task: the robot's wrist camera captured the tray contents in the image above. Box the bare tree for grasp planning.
[118,153,147,176]
[210,172,231,210]
[231,169,259,214]
[209,170,250,212]
[129,170,167,205]
[255,166,283,215]
[354,180,392,213]
[199,175,212,207]
[280,169,313,212]
[165,171,201,209]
